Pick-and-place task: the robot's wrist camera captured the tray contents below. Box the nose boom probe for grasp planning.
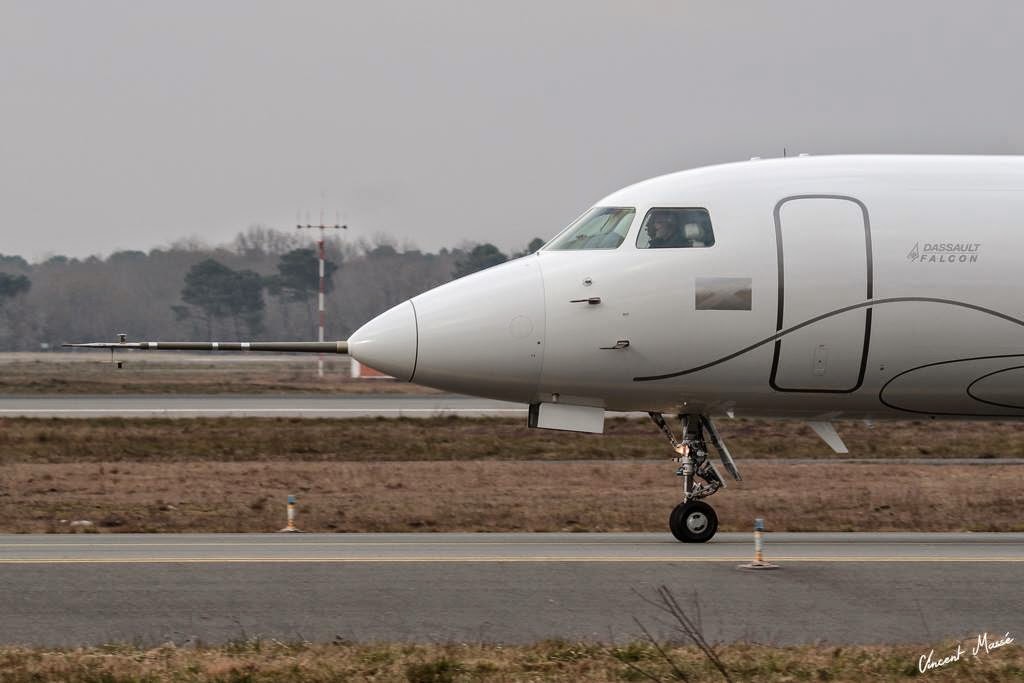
[64,336,349,354]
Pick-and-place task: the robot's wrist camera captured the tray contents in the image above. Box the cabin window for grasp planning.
[544,207,635,250]
[636,208,715,249]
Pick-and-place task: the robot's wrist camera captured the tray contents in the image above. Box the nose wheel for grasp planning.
[649,412,741,543]
[669,500,718,543]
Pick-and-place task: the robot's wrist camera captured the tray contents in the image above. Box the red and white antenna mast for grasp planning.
[297,210,346,377]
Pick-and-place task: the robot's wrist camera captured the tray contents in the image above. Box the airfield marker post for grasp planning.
[754,517,764,562]
[279,494,301,533]
[739,517,778,570]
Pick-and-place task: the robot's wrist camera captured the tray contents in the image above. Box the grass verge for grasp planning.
[0,354,440,395]
[3,416,1024,463]
[0,640,1019,682]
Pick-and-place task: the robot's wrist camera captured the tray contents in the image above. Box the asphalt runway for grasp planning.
[0,394,528,418]
[1,533,1020,646]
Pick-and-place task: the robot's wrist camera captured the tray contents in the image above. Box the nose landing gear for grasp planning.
[649,413,741,543]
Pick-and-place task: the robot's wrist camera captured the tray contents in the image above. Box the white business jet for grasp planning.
[71,155,1024,542]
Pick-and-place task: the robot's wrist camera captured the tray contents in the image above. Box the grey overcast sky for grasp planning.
[2,1,1022,261]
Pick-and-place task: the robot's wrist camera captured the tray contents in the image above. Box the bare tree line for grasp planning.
[0,226,543,350]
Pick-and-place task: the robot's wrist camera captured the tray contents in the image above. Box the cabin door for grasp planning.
[770,195,872,392]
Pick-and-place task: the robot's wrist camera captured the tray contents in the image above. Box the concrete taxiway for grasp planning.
[1,533,1019,646]
[0,394,528,418]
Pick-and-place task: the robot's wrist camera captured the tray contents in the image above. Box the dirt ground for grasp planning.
[3,459,1019,534]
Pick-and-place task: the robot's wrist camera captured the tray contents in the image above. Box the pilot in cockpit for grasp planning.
[646,212,686,248]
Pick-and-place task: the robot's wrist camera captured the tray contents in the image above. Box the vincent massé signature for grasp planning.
[918,631,1015,673]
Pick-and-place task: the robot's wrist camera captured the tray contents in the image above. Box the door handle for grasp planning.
[599,340,630,350]
[570,297,601,305]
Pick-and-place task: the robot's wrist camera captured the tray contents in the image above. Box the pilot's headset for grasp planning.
[683,222,705,247]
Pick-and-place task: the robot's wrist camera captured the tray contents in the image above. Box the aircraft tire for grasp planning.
[669,500,718,543]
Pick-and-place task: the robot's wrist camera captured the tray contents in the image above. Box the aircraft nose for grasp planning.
[348,300,418,381]
[409,256,545,401]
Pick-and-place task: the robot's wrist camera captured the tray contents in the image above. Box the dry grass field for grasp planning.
[0,416,1021,533]
[3,460,1019,534]
[0,640,1019,682]
[3,416,1024,463]
[0,353,440,395]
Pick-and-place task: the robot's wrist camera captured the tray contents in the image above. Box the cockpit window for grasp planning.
[636,208,715,249]
[544,207,636,250]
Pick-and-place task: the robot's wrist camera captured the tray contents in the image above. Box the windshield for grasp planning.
[544,207,635,250]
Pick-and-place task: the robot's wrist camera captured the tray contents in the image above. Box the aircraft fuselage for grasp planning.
[350,155,1024,422]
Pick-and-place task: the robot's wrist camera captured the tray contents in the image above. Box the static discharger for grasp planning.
[278,495,302,533]
[738,517,778,570]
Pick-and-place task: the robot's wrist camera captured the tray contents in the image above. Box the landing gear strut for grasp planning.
[649,413,742,543]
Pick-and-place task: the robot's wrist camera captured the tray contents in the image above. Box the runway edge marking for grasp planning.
[0,556,1021,564]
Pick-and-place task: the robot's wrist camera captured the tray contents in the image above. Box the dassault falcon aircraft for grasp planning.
[71,155,1024,542]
